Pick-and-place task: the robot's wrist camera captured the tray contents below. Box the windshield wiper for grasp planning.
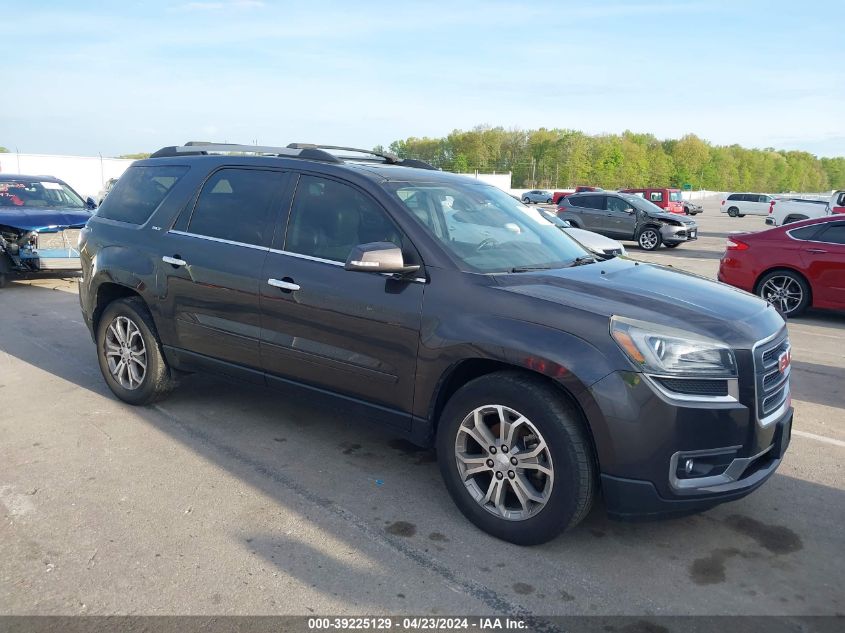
[510,265,555,273]
[567,256,597,267]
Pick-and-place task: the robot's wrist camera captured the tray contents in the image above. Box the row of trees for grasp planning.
[384,127,845,193]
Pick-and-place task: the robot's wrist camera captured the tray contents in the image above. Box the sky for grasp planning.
[2,0,844,158]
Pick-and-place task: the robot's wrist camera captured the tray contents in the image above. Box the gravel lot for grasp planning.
[1,197,842,618]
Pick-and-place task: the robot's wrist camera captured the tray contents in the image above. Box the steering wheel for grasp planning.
[476,238,499,251]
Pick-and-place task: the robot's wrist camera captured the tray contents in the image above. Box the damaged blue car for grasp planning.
[0,174,95,288]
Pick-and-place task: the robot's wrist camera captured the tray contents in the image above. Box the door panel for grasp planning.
[157,168,288,369]
[259,174,424,422]
[801,225,845,307]
[604,196,637,238]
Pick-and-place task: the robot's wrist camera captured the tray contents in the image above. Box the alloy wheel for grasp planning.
[761,276,803,315]
[104,315,147,390]
[454,405,554,521]
[639,230,659,250]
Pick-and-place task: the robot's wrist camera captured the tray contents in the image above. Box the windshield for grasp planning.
[669,191,683,201]
[620,193,665,214]
[0,179,85,209]
[386,181,590,273]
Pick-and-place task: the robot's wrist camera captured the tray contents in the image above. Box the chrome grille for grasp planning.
[36,229,81,251]
[753,333,790,424]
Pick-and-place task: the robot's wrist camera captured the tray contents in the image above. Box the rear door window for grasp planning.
[649,191,664,202]
[97,165,189,224]
[571,195,604,209]
[817,223,845,245]
[185,168,284,247]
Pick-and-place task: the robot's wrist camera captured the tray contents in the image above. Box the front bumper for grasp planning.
[661,224,698,243]
[602,409,791,519]
[585,359,791,520]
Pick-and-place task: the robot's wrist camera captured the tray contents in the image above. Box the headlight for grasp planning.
[610,315,737,377]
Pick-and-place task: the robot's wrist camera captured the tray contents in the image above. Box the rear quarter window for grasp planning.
[96,165,189,225]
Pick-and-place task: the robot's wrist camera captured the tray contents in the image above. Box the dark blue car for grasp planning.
[0,174,94,287]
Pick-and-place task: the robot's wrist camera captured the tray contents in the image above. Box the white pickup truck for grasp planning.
[765,197,831,227]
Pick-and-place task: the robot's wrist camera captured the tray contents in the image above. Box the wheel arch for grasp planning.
[92,282,146,334]
[427,359,602,469]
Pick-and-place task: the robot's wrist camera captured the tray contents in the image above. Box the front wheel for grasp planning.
[638,227,662,250]
[96,297,175,405]
[436,372,596,545]
[546,198,552,204]
[757,270,810,317]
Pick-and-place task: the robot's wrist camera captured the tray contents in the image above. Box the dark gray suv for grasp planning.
[78,142,792,545]
[557,191,698,250]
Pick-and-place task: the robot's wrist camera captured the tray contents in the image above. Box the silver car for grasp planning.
[521,189,553,204]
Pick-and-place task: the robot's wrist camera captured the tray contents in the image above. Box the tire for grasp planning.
[436,371,596,545]
[546,198,552,204]
[756,270,810,318]
[96,297,175,405]
[637,227,662,251]
[566,221,579,229]
[727,207,739,217]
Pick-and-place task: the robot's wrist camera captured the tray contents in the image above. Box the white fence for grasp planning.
[0,153,134,200]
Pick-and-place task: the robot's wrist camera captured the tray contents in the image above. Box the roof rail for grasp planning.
[287,143,437,170]
[149,142,341,163]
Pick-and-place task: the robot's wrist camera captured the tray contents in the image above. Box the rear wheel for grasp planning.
[522,197,531,204]
[756,270,810,317]
[638,227,662,250]
[96,297,175,405]
[727,207,739,217]
[436,372,596,545]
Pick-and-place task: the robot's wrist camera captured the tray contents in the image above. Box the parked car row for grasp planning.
[722,190,845,227]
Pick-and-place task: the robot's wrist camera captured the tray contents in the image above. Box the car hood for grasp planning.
[562,227,623,253]
[645,210,694,223]
[494,256,783,347]
[0,206,92,231]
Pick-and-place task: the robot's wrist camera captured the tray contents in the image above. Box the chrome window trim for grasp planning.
[168,230,269,251]
[785,222,835,243]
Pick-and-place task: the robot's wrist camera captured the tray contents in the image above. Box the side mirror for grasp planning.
[345,242,420,275]
[625,207,635,214]
[85,196,97,210]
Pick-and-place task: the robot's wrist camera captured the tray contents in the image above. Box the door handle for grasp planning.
[162,255,187,267]
[806,248,828,254]
[268,278,301,291]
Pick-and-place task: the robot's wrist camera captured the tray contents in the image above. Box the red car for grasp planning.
[551,185,602,205]
[619,188,685,214]
[718,216,845,317]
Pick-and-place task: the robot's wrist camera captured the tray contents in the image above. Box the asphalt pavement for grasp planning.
[1,197,842,618]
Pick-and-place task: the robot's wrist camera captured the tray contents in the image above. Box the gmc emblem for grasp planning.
[778,349,791,374]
